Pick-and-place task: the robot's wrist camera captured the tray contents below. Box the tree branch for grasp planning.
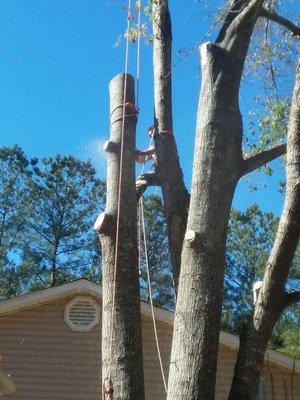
[284,291,300,308]
[241,143,286,177]
[260,8,300,36]
[136,172,160,199]
[217,0,263,47]
[229,60,300,400]
[152,0,189,290]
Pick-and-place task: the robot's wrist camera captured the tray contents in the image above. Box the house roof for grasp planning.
[0,279,298,374]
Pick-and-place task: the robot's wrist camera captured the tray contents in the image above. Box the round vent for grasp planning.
[64,296,100,332]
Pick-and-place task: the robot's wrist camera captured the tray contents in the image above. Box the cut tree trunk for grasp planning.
[167,2,264,398]
[166,41,243,400]
[229,61,300,400]
[98,73,145,400]
[152,0,189,289]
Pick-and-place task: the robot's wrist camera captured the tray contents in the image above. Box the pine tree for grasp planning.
[23,154,105,288]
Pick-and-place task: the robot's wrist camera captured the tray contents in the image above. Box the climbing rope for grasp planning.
[139,196,168,394]
[104,1,168,397]
[136,0,142,109]
[103,0,132,398]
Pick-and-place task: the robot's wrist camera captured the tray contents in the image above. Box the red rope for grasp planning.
[110,102,139,127]
[104,2,144,397]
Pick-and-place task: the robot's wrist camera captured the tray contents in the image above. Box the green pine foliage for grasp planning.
[0,146,32,298]
[23,155,105,288]
[139,194,175,309]
[0,146,298,356]
[224,204,300,355]
[0,147,105,296]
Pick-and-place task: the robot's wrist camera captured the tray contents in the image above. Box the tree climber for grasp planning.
[135,126,158,197]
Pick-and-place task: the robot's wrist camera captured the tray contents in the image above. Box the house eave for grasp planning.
[0,279,298,374]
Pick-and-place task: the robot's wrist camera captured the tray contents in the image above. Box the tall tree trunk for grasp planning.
[50,242,58,287]
[166,41,242,400]
[97,73,145,400]
[229,61,300,400]
[152,0,189,289]
[50,266,57,287]
[167,2,263,399]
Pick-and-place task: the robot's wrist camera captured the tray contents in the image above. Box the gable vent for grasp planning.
[64,295,100,332]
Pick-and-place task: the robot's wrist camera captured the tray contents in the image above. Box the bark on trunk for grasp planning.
[99,73,145,400]
[50,244,58,287]
[229,61,300,400]
[152,0,189,289]
[50,268,57,287]
[167,41,242,400]
[167,2,263,398]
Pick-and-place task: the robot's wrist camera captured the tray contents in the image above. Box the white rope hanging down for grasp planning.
[139,196,168,394]
[104,0,168,397]
[136,0,142,109]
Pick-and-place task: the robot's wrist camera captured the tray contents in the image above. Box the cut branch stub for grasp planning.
[94,212,115,235]
[184,229,196,244]
[103,140,119,154]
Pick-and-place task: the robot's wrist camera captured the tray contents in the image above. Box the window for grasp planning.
[64,295,100,332]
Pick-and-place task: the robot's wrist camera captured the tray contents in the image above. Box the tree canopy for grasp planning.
[0,147,105,296]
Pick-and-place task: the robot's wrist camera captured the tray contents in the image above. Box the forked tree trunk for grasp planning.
[167,41,243,400]
[152,0,189,289]
[167,1,263,398]
[97,73,145,400]
[229,61,300,400]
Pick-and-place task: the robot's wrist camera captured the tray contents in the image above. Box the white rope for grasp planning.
[136,0,142,109]
[139,196,168,394]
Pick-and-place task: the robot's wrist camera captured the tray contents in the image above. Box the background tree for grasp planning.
[223,204,300,354]
[23,154,105,288]
[223,205,277,332]
[139,194,300,357]
[229,59,300,400]
[1,1,299,397]
[0,148,105,297]
[139,194,174,309]
[146,1,300,399]
[0,146,32,298]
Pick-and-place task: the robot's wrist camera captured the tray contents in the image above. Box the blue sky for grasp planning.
[0,0,298,215]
